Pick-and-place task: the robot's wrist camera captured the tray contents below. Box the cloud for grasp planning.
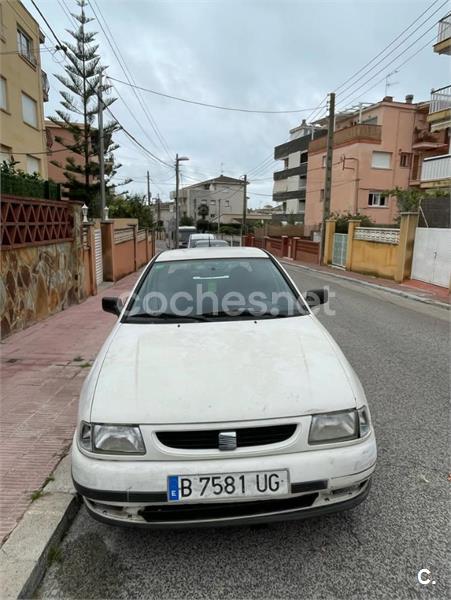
[32,0,444,207]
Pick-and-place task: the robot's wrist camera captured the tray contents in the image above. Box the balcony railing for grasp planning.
[308,124,381,153]
[429,86,451,114]
[437,15,451,43]
[420,154,451,181]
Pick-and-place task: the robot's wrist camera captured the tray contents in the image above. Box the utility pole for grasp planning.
[320,92,335,264]
[146,170,152,227]
[241,174,248,237]
[156,194,161,227]
[175,154,180,248]
[217,198,221,234]
[98,71,106,219]
[174,154,189,248]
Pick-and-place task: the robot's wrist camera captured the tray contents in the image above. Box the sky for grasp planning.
[25,0,448,208]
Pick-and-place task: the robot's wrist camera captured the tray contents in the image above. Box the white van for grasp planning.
[188,233,216,248]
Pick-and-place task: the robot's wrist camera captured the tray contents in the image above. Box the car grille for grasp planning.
[155,424,297,450]
[138,493,318,523]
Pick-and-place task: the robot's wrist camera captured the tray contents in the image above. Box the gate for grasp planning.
[332,233,348,267]
[94,228,103,285]
[411,228,451,288]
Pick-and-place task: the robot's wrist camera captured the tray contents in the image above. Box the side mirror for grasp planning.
[102,296,123,316]
[305,288,328,308]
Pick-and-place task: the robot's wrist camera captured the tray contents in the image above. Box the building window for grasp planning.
[371,151,391,169]
[204,184,210,190]
[0,77,7,110]
[300,151,308,164]
[21,93,38,127]
[26,155,40,174]
[210,213,215,219]
[0,144,12,163]
[322,155,326,168]
[284,158,289,169]
[225,200,230,207]
[320,189,325,202]
[17,28,35,64]
[299,176,306,189]
[400,152,411,168]
[368,192,387,207]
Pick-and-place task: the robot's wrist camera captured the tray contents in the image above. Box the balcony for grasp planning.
[308,124,381,154]
[420,154,451,188]
[273,163,307,180]
[427,85,451,131]
[433,15,451,55]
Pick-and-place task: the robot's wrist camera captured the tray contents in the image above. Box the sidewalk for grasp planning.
[282,259,450,307]
[0,271,141,543]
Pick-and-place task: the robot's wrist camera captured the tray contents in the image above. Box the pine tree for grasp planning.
[49,0,122,215]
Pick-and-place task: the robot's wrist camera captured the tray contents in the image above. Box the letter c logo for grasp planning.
[417,569,431,585]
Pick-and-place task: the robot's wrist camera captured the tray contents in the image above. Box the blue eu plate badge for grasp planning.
[168,476,179,501]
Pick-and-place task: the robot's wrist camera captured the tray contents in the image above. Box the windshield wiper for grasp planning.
[125,312,209,322]
[200,310,289,320]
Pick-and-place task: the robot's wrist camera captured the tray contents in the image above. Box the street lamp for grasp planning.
[175,154,189,248]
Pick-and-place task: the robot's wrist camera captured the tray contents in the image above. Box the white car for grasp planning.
[188,233,215,247]
[72,247,377,527]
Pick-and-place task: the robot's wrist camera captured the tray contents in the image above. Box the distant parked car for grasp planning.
[188,233,215,247]
[194,239,229,247]
[72,247,377,528]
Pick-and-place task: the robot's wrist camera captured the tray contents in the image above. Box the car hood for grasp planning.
[90,316,357,424]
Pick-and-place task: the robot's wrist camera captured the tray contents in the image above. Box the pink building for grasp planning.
[304,96,434,236]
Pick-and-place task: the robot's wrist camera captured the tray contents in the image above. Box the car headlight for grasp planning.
[79,422,146,454]
[308,408,371,444]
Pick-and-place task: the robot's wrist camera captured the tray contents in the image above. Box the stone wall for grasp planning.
[0,202,85,338]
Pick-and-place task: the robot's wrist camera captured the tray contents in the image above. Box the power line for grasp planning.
[308,0,445,122]
[89,0,173,160]
[341,35,437,109]
[109,76,322,114]
[28,0,173,172]
[336,0,445,97]
[336,18,441,107]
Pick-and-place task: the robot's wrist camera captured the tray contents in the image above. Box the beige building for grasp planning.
[419,13,451,190]
[304,96,436,235]
[172,175,245,223]
[0,0,48,177]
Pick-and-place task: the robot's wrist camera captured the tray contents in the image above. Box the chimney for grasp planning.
[405,94,414,104]
[382,96,393,102]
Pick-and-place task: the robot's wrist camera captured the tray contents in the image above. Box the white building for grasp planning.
[272,119,326,222]
[172,175,245,223]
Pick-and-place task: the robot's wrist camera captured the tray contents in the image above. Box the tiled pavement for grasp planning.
[0,271,140,543]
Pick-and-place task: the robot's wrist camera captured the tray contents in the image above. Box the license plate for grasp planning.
[167,470,289,502]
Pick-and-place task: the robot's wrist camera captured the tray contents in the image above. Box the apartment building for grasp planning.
[418,13,450,191]
[173,175,245,224]
[304,95,432,236]
[272,120,326,222]
[0,0,48,177]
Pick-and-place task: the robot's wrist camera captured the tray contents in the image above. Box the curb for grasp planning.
[0,454,80,599]
[280,260,450,310]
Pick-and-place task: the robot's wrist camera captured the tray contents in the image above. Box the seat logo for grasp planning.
[218,431,237,451]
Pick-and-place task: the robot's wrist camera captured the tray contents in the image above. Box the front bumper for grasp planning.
[72,434,376,528]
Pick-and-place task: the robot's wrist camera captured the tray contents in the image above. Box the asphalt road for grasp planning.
[38,264,450,600]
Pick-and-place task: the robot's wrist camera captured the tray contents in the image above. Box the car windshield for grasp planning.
[124,257,307,322]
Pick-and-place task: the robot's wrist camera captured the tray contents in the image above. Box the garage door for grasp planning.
[411,228,451,288]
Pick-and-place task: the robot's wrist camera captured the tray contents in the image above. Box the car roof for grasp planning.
[155,247,268,261]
